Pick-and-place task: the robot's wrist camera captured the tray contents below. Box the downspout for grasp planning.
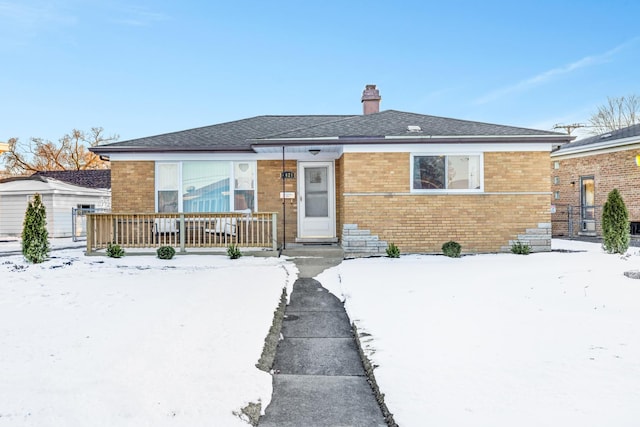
[281,146,286,253]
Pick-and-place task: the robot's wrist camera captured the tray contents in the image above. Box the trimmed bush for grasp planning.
[442,240,461,258]
[511,241,531,255]
[157,246,176,260]
[21,193,50,264]
[227,244,242,259]
[386,242,400,258]
[602,188,630,254]
[106,243,125,258]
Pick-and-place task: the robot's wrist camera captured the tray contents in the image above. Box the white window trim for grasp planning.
[155,162,181,212]
[155,161,257,213]
[410,153,484,194]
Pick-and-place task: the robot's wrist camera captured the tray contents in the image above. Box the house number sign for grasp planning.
[281,171,295,179]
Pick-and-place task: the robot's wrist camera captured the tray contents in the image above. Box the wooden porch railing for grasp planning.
[86,212,278,254]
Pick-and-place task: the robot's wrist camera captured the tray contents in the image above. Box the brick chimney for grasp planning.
[361,84,381,115]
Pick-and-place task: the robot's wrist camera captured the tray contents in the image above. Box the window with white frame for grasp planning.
[155,161,256,213]
[157,163,180,212]
[412,154,482,191]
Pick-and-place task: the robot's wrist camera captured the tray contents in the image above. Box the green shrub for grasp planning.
[157,246,176,260]
[386,242,400,258]
[442,240,461,258]
[21,193,50,264]
[227,244,242,259]
[106,243,125,258]
[510,241,531,255]
[602,188,630,254]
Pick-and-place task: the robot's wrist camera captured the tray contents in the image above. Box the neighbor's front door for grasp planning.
[297,162,335,240]
[580,176,596,232]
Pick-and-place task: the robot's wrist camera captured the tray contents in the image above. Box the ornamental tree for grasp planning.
[601,188,630,254]
[21,193,50,263]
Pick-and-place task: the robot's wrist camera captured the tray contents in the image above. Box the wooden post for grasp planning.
[179,214,186,253]
[272,213,278,251]
[86,214,93,254]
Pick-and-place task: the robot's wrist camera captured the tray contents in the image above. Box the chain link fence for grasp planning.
[72,207,110,242]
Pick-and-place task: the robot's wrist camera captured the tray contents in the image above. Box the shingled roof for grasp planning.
[31,169,111,189]
[92,115,350,153]
[91,110,570,154]
[553,123,640,154]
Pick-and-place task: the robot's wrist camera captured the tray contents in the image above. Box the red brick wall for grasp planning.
[551,148,640,236]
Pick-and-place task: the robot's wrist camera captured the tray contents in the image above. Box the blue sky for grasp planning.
[1,0,639,144]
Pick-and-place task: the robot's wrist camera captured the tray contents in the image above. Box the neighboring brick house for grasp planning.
[550,123,640,237]
[91,85,571,254]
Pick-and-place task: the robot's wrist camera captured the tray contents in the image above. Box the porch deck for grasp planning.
[86,212,278,254]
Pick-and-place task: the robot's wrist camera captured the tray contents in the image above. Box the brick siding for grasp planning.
[257,160,298,245]
[110,150,551,253]
[551,147,640,236]
[111,161,155,212]
[338,151,551,253]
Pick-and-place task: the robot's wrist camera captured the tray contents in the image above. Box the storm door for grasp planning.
[297,162,335,239]
[580,176,596,233]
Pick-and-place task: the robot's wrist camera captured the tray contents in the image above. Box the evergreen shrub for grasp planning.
[442,241,461,258]
[227,244,242,259]
[106,243,125,258]
[386,242,400,258]
[602,188,630,254]
[157,246,176,260]
[21,193,50,264]
[510,241,531,255]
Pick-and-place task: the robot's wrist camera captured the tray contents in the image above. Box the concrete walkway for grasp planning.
[259,246,386,427]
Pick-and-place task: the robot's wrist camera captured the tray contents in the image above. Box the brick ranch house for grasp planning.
[551,123,640,237]
[90,85,572,254]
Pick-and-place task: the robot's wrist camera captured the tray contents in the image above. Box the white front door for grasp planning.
[298,162,335,240]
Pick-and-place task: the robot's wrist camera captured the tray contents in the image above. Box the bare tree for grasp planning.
[2,127,118,175]
[589,95,640,134]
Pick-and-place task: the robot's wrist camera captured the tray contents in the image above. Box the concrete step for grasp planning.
[260,375,386,427]
[287,288,345,312]
[342,240,386,248]
[343,232,372,238]
[342,234,379,241]
[517,234,552,240]
[273,338,364,376]
[343,245,386,253]
[344,252,388,259]
[281,311,352,338]
[526,228,552,235]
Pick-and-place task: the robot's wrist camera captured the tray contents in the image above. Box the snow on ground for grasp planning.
[0,241,297,427]
[319,239,640,427]
[4,238,640,426]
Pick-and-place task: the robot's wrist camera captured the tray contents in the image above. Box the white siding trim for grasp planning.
[108,152,340,161]
[551,141,640,160]
[343,142,552,153]
[107,142,552,161]
[343,191,552,196]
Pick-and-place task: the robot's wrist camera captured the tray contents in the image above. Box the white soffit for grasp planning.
[551,137,640,158]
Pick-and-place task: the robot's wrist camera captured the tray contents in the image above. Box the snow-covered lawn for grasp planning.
[0,244,296,427]
[319,239,640,427]
[3,239,640,426]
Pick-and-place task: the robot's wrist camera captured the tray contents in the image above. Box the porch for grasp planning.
[85,212,278,254]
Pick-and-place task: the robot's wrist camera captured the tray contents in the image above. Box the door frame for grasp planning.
[297,161,336,241]
[580,175,596,233]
